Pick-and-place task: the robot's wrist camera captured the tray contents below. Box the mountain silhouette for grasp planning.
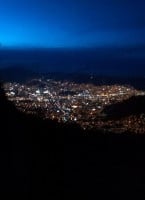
[0,67,38,83]
[103,95,145,119]
[1,83,145,199]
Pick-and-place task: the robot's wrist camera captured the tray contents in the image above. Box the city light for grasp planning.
[4,78,145,133]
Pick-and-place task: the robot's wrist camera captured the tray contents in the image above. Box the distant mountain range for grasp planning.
[0,67,38,82]
[0,47,145,75]
[0,67,145,90]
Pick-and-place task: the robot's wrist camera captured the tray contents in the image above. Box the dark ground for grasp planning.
[0,83,145,199]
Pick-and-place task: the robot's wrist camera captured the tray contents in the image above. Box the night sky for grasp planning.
[0,0,145,48]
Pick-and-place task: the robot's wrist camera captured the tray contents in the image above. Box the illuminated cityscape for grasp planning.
[4,78,145,134]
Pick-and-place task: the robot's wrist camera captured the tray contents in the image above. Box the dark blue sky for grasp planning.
[0,0,145,48]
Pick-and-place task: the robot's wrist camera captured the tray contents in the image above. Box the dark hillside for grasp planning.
[103,95,145,119]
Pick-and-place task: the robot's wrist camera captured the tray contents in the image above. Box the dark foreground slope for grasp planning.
[1,84,145,199]
[0,83,65,198]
